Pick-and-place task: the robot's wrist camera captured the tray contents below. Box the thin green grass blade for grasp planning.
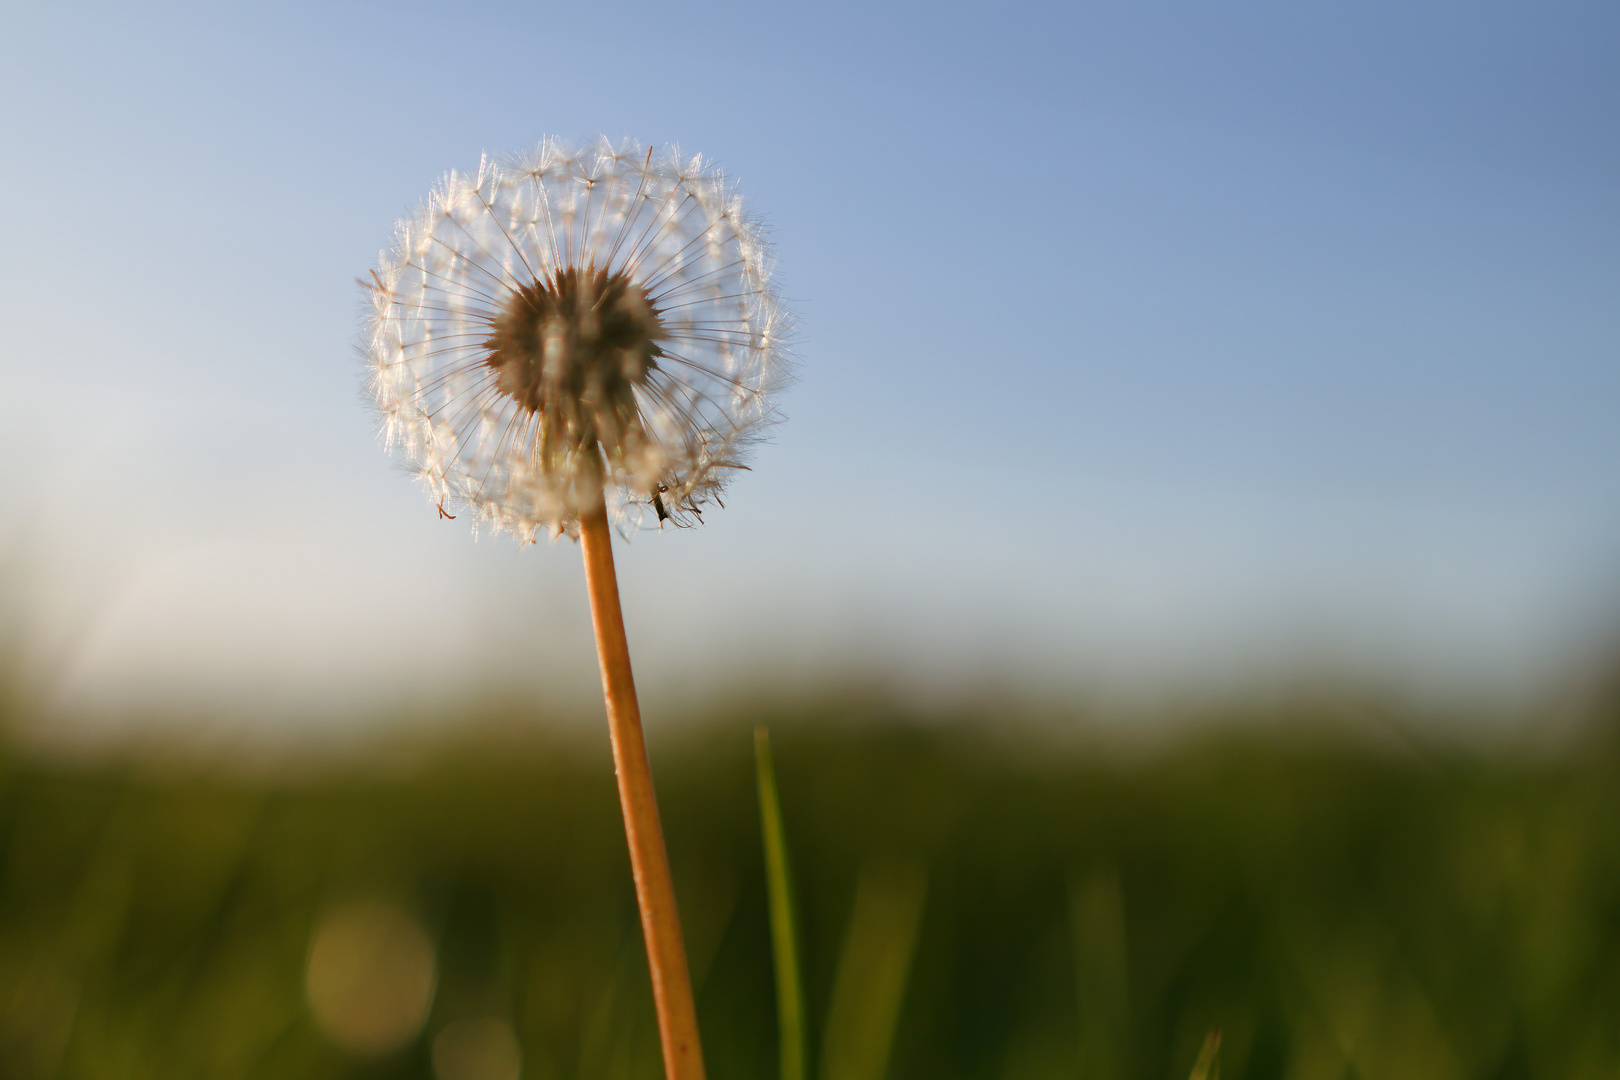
[819,860,928,1080]
[1188,1029,1221,1080]
[755,726,807,1080]
[1070,867,1129,1080]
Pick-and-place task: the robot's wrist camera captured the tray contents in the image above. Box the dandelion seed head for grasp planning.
[363,138,793,541]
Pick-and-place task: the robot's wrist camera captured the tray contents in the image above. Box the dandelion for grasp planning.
[360,139,793,1080]
[363,138,790,540]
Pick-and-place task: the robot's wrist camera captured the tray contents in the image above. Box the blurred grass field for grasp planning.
[1,686,1619,1080]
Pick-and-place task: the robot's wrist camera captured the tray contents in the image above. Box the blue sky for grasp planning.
[2,1,1617,729]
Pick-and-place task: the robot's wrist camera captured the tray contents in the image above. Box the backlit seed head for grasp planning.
[362,139,793,541]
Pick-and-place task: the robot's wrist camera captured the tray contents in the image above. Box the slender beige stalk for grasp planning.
[579,505,706,1080]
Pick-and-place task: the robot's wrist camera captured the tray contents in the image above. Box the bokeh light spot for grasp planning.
[432,1016,523,1080]
[305,901,437,1055]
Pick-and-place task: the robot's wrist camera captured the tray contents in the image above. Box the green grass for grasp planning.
[1,693,1618,1079]
[755,727,806,1080]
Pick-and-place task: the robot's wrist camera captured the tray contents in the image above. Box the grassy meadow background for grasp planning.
[3,678,1619,1080]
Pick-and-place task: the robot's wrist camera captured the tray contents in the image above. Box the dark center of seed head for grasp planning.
[483,265,665,418]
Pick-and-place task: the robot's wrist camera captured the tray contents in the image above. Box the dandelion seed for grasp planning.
[362,138,792,540]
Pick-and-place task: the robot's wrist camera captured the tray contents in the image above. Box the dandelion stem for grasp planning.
[579,505,706,1080]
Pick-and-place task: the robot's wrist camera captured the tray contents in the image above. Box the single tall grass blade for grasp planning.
[755,727,807,1080]
[1070,867,1129,1080]
[818,860,928,1080]
[1188,1029,1221,1080]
